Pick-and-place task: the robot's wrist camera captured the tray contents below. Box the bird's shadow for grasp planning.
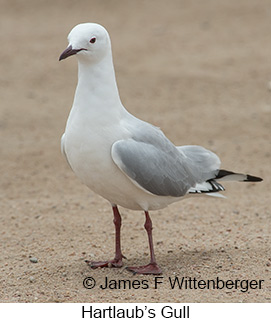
[81,246,238,277]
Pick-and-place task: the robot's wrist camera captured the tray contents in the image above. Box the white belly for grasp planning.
[62,110,181,211]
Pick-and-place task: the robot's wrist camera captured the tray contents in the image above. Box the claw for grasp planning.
[85,258,123,269]
[126,262,162,275]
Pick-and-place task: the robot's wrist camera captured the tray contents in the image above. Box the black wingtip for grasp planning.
[216,169,263,182]
[244,175,263,182]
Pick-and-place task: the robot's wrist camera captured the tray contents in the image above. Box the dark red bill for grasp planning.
[59,45,86,61]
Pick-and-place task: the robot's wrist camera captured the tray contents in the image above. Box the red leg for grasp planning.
[126,211,162,274]
[86,205,125,269]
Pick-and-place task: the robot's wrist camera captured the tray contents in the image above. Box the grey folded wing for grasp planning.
[177,145,221,183]
[111,138,197,197]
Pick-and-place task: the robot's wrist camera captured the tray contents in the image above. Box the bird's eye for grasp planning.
[90,37,96,44]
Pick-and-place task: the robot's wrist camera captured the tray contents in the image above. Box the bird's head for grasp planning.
[59,23,111,63]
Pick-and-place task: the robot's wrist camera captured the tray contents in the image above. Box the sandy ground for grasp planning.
[1,0,270,303]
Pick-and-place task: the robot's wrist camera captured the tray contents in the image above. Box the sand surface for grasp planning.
[1,0,270,303]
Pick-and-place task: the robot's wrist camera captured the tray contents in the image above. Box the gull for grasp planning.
[59,23,262,274]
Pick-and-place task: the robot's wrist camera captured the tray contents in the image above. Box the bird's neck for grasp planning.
[73,54,123,113]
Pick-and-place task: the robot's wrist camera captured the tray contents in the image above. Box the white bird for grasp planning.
[59,23,262,274]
